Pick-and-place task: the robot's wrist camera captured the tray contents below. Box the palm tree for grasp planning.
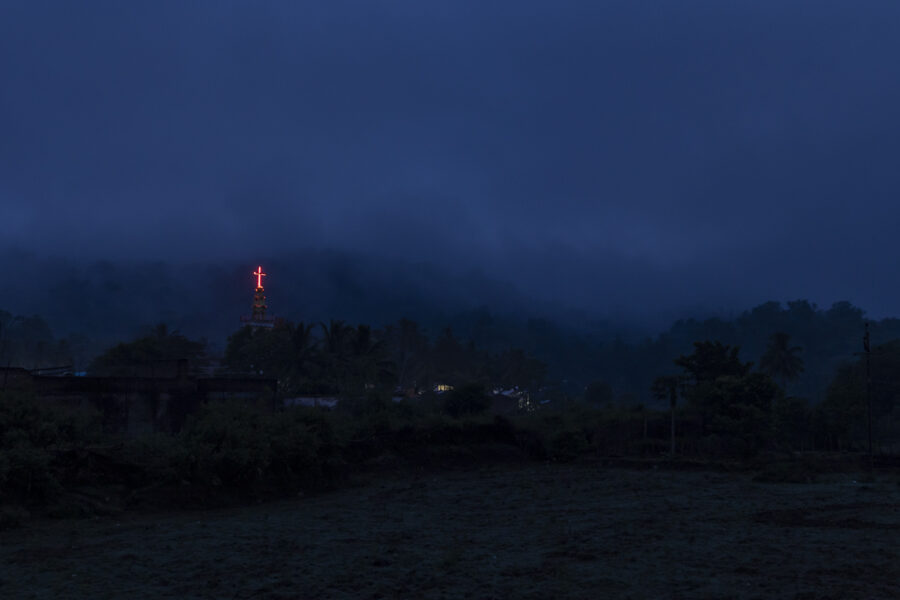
[289,321,316,389]
[387,319,429,392]
[317,320,351,392]
[320,319,349,356]
[759,332,804,390]
[349,324,395,392]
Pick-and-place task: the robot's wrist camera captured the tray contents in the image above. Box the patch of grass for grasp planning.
[753,461,818,483]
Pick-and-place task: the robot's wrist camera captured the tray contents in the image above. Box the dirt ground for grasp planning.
[2,462,899,599]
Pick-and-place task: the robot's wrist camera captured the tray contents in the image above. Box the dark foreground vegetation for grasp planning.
[3,310,900,599]
[2,298,900,533]
[2,380,898,532]
[0,388,628,527]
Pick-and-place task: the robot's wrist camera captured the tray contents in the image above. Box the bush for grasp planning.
[0,445,62,505]
[121,433,190,486]
[514,428,547,460]
[180,400,273,491]
[169,401,346,498]
[772,396,811,450]
[268,407,344,491]
[0,392,103,508]
[549,430,588,462]
[443,383,491,418]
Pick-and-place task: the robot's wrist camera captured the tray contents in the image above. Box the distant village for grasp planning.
[0,266,536,435]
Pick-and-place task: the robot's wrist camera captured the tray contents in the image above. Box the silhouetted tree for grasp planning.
[584,381,614,406]
[818,362,864,450]
[223,323,294,386]
[675,340,751,384]
[759,332,804,389]
[670,341,776,455]
[816,340,900,451]
[771,395,811,450]
[384,318,430,392]
[431,328,472,385]
[91,324,206,376]
[490,348,547,391]
[702,372,778,456]
[318,320,351,391]
[346,324,395,395]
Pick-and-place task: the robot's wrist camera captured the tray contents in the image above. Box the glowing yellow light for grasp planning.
[253,266,267,289]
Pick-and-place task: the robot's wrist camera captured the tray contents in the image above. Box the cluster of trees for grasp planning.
[0,310,80,371]
[648,331,900,456]
[397,299,890,406]
[3,298,889,404]
[88,324,207,376]
[818,340,900,452]
[222,318,548,397]
[652,340,782,456]
[600,300,886,405]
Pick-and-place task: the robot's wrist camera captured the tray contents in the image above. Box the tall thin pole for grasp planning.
[864,322,873,462]
[669,382,677,456]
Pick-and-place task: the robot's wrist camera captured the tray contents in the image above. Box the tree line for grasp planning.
[221,318,547,398]
[651,332,900,455]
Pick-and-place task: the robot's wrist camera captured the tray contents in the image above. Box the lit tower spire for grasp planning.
[240,265,275,328]
[251,266,268,322]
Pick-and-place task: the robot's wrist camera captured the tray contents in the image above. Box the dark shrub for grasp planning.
[473,416,517,445]
[514,428,547,460]
[0,392,102,508]
[268,407,344,491]
[1,446,62,505]
[174,401,345,497]
[443,383,491,418]
[180,400,273,491]
[584,381,613,406]
[550,430,588,462]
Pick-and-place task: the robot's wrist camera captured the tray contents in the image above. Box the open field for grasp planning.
[2,462,899,599]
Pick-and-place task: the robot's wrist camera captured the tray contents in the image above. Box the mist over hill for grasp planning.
[0,247,623,350]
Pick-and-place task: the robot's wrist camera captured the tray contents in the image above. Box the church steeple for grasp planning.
[251,266,267,321]
[241,265,275,328]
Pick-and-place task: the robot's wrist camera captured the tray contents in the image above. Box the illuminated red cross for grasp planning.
[253,266,267,289]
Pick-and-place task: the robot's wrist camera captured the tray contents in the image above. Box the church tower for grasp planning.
[251,266,267,321]
[241,266,275,328]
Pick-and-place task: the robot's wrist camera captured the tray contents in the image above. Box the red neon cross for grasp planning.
[253,266,267,289]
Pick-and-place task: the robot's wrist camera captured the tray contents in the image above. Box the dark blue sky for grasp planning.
[3,1,900,319]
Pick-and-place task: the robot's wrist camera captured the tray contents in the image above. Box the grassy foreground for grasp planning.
[2,462,899,599]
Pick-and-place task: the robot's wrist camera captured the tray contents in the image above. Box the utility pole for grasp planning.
[0,320,6,383]
[864,322,873,464]
[669,379,678,456]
